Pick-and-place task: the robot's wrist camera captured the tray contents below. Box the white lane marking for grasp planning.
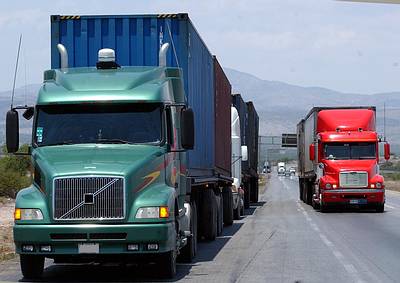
[295,197,364,282]
[386,204,396,209]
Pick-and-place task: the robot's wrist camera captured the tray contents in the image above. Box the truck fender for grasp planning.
[180,202,191,235]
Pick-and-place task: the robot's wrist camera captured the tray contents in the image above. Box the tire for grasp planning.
[20,254,44,279]
[179,202,197,262]
[299,179,304,201]
[244,182,250,209]
[233,201,241,220]
[222,187,234,225]
[312,198,319,210]
[201,189,217,241]
[320,202,327,213]
[306,180,313,205]
[216,194,223,236]
[158,251,177,279]
[250,178,259,203]
[376,203,385,213]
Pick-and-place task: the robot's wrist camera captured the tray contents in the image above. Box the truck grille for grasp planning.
[53,176,124,220]
[339,172,368,188]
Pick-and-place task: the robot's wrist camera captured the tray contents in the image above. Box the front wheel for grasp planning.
[20,255,45,279]
[158,251,177,279]
[376,203,385,213]
[179,202,197,262]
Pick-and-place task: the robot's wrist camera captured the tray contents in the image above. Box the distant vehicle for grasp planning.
[297,106,390,212]
[277,162,286,176]
[289,167,296,175]
[232,94,260,208]
[284,170,291,177]
[231,106,247,220]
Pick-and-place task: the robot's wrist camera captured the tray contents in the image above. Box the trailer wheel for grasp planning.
[250,178,259,203]
[158,250,177,278]
[244,182,250,209]
[201,189,217,241]
[222,187,234,225]
[216,194,223,236]
[179,202,197,262]
[233,200,241,220]
[20,255,44,279]
[376,203,384,213]
[299,179,304,201]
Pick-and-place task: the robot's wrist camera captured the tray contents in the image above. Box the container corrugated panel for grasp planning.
[214,57,231,177]
[246,102,259,176]
[232,94,249,173]
[50,14,215,177]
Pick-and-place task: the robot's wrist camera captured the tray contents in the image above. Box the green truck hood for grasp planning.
[33,144,165,177]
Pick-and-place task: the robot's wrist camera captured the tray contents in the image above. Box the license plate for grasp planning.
[78,243,99,254]
[349,199,367,205]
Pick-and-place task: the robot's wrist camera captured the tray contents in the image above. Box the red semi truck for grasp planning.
[297,107,390,212]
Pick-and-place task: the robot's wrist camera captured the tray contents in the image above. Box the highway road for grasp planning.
[1,173,400,282]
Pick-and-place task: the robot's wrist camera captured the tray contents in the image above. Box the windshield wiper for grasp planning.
[95,139,133,144]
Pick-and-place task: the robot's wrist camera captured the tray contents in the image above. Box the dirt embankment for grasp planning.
[0,198,15,261]
[386,181,400,192]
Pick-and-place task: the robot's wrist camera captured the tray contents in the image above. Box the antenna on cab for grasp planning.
[11,34,22,110]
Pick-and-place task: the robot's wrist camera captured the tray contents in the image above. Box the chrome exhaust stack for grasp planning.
[159,43,170,67]
[57,44,69,69]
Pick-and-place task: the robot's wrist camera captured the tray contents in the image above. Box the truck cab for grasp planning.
[298,107,390,212]
[7,48,196,279]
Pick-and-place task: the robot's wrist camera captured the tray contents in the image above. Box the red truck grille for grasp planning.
[339,172,368,188]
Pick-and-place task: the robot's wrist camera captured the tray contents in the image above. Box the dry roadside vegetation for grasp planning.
[0,197,15,261]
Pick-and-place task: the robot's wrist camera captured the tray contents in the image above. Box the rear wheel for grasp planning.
[20,255,44,279]
[158,250,177,279]
[216,194,223,236]
[244,182,250,209]
[376,203,385,213]
[201,189,217,241]
[250,178,259,203]
[299,179,304,201]
[222,187,234,225]
[233,201,241,220]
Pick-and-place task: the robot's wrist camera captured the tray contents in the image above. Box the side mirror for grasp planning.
[22,107,34,120]
[384,143,391,161]
[309,143,315,161]
[6,109,19,153]
[241,146,248,161]
[181,108,194,150]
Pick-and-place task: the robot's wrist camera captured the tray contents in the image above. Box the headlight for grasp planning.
[376,182,382,189]
[135,206,169,219]
[14,208,43,221]
[325,183,332,189]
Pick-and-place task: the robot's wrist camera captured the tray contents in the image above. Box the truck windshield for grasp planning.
[324,142,376,160]
[34,103,163,146]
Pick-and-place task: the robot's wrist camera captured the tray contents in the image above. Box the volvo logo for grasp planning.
[84,193,94,205]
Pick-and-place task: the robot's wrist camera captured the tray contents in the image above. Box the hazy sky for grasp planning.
[1,0,400,94]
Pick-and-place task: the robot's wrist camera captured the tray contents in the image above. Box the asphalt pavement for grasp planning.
[1,174,399,282]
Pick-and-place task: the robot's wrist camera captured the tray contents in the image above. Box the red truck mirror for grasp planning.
[384,143,391,161]
[309,144,315,161]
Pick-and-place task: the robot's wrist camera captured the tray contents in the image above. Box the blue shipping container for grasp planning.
[50,14,215,177]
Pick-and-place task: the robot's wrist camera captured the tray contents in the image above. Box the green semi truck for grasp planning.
[6,14,237,279]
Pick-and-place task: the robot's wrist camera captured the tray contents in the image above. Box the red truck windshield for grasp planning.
[324,142,376,160]
[34,103,163,147]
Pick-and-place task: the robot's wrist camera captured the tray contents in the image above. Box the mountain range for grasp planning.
[0,69,399,152]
